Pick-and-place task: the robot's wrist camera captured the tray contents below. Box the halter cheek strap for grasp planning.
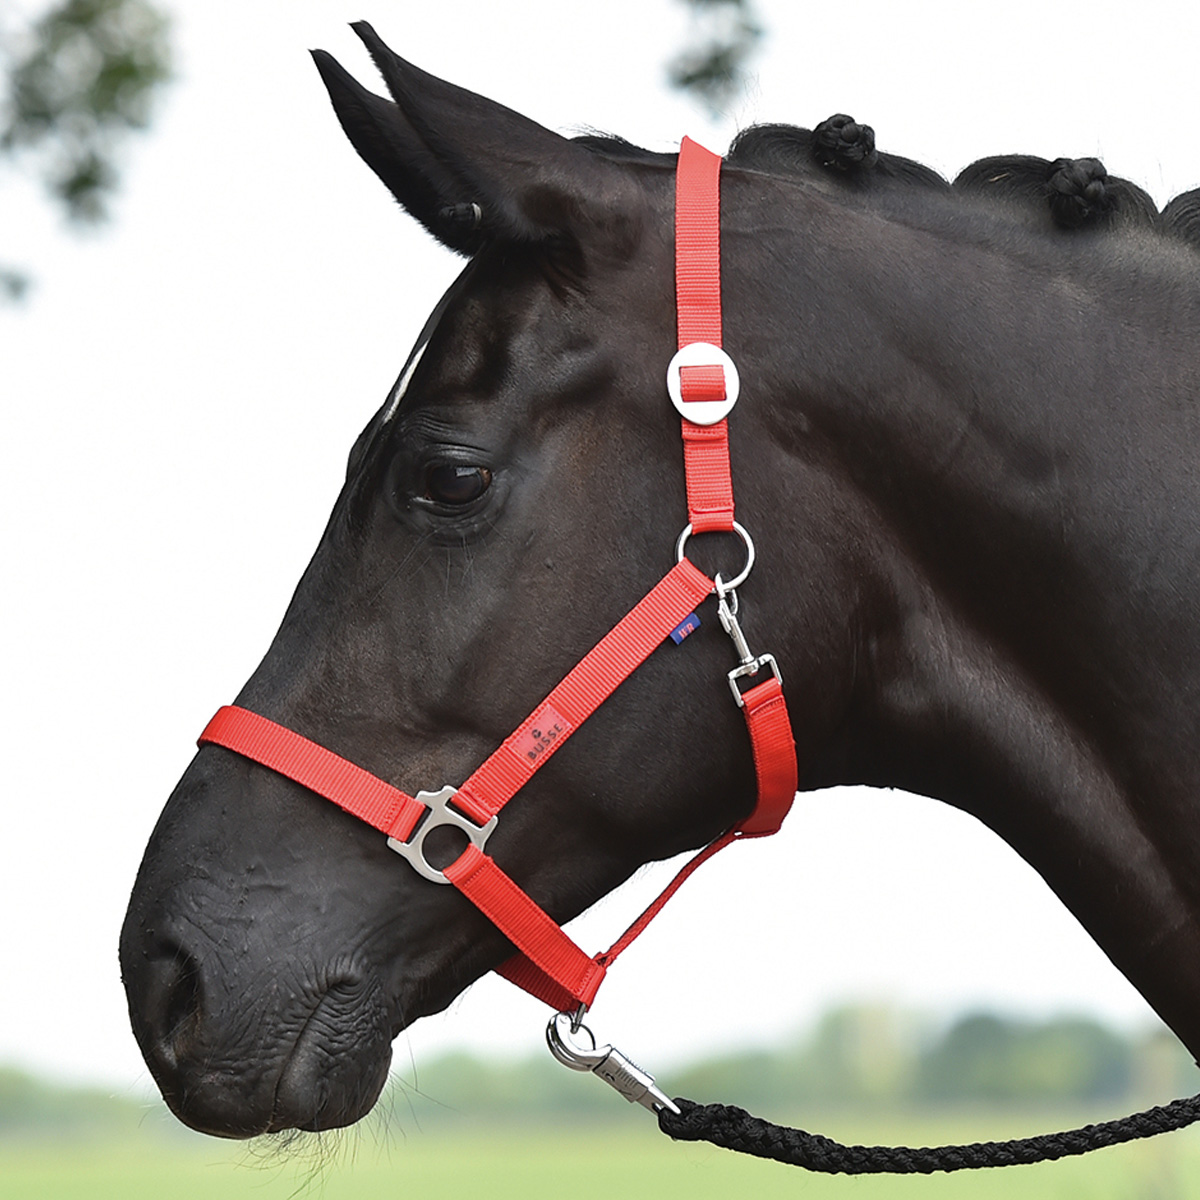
[198,137,797,1016]
[673,135,736,532]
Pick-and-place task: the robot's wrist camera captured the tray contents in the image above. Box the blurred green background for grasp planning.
[6,1004,1200,1200]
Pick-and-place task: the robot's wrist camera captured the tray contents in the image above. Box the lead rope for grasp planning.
[656,1092,1200,1173]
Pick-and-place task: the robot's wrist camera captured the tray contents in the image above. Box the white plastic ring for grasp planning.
[666,342,740,425]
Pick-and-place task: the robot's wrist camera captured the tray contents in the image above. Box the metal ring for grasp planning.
[387,786,498,885]
[675,520,756,592]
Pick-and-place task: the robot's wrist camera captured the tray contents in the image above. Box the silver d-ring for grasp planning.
[675,520,756,592]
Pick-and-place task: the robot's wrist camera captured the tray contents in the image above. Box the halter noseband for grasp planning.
[197,137,798,1110]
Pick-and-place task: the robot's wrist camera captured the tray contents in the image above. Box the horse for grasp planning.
[120,21,1200,1139]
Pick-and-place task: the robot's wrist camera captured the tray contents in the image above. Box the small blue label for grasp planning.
[669,613,701,645]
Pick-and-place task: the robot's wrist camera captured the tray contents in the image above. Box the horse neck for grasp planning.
[728,179,1200,1057]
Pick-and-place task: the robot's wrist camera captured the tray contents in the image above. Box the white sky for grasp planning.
[3,0,1199,1095]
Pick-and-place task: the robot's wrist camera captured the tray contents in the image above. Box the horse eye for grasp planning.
[424,464,492,505]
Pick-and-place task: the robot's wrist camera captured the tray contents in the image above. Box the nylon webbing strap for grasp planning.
[675,136,722,346]
[455,558,715,821]
[445,846,607,1009]
[200,704,606,1004]
[199,705,424,841]
[675,136,735,534]
[200,705,607,1005]
[596,832,736,970]
[738,676,798,836]
[197,558,717,1009]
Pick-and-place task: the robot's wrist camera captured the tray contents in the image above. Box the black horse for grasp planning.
[121,23,1200,1138]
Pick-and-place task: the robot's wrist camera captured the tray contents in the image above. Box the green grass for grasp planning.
[4,1111,1200,1200]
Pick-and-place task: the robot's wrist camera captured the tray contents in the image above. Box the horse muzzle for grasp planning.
[121,920,393,1136]
[119,756,400,1137]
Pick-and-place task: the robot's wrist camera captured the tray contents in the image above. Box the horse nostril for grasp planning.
[148,942,203,1071]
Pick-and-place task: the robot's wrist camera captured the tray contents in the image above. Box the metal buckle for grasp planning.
[546,1011,680,1114]
[675,520,756,592]
[728,653,783,707]
[386,785,498,884]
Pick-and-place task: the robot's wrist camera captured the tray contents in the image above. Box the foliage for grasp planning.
[0,0,744,302]
[916,1012,1132,1103]
[668,0,764,116]
[668,1005,1194,1115]
[0,1065,158,1138]
[0,0,171,296]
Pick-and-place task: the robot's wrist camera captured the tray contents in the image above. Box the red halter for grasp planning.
[198,138,798,1018]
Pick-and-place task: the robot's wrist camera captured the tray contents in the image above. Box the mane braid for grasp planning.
[955,154,1159,232]
[726,123,948,190]
[572,125,1196,248]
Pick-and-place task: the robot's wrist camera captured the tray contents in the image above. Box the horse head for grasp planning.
[119,24,868,1137]
[122,22,1200,1139]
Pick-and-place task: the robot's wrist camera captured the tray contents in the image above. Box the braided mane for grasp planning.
[576,123,1200,252]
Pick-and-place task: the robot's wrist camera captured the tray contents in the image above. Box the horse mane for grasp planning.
[726,121,949,191]
[573,125,1200,254]
[1163,188,1200,247]
[954,154,1159,232]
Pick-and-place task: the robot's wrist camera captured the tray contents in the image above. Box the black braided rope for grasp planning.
[658,1093,1200,1174]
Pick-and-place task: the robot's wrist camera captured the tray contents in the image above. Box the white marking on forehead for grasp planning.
[378,262,474,427]
[381,337,430,425]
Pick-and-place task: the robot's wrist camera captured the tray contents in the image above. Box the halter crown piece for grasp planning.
[197,137,799,1114]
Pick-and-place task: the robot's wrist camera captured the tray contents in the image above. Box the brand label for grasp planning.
[514,704,572,765]
[669,612,701,645]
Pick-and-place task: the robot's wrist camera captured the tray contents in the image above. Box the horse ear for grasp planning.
[312,22,642,258]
